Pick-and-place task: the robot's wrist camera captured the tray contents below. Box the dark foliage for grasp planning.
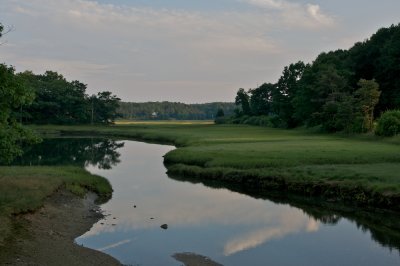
[375,110,400,136]
[17,71,121,125]
[233,23,400,133]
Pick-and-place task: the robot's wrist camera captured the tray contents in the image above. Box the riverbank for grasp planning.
[0,166,117,265]
[31,124,400,210]
[0,189,121,266]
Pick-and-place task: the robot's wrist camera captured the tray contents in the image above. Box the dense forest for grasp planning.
[228,23,400,134]
[118,102,236,120]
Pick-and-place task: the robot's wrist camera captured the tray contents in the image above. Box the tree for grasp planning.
[19,71,123,125]
[0,25,39,163]
[273,61,306,127]
[293,59,349,126]
[235,88,251,116]
[216,108,225,118]
[90,91,121,124]
[354,79,381,132]
[0,64,39,163]
[249,83,275,116]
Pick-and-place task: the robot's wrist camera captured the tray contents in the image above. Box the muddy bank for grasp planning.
[0,190,121,266]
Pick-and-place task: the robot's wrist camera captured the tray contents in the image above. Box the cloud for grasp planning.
[223,218,319,256]
[1,0,337,102]
[242,0,288,9]
[307,4,335,26]
[241,0,335,29]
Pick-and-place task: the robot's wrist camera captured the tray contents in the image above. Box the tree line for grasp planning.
[15,71,121,125]
[228,23,400,134]
[118,101,236,120]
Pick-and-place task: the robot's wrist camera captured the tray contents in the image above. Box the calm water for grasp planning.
[15,138,400,265]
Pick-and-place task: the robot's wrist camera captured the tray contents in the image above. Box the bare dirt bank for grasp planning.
[0,190,121,266]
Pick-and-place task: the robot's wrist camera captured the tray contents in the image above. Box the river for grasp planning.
[15,138,400,265]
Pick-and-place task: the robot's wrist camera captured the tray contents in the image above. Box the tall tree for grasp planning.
[273,61,306,128]
[249,83,275,116]
[293,56,349,126]
[235,88,251,116]
[90,91,121,124]
[354,79,381,132]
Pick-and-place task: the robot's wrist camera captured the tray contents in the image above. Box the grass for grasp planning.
[31,122,400,209]
[115,120,214,125]
[0,166,113,245]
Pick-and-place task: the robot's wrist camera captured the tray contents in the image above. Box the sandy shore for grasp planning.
[0,190,121,266]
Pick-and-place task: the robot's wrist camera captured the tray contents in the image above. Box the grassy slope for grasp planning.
[0,166,113,245]
[32,123,400,209]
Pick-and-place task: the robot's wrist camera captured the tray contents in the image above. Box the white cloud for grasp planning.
[242,0,288,9]
[223,218,319,256]
[241,0,335,29]
[307,4,335,26]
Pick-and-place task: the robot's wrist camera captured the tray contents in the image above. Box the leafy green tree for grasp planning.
[235,88,251,116]
[0,64,39,163]
[273,61,306,128]
[354,79,381,132]
[90,91,121,124]
[293,59,349,126]
[349,24,400,114]
[21,71,91,124]
[320,92,362,133]
[249,83,275,116]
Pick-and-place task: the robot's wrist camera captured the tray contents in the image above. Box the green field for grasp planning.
[0,166,113,245]
[32,123,400,209]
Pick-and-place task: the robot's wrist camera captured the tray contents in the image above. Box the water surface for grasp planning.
[15,138,400,266]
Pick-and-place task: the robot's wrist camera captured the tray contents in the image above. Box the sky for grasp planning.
[1,0,399,103]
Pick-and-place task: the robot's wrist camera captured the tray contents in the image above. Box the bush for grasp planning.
[375,110,400,136]
[214,117,228,124]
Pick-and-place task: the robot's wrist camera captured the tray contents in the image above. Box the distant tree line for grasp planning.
[118,102,236,120]
[228,23,400,134]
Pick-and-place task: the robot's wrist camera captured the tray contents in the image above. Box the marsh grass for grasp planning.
[31,123,400,208]
[0,166,112,245]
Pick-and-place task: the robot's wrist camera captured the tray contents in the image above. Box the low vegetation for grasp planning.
[0,166,113,245]
[375,110,400,136]
[35,123,400,210]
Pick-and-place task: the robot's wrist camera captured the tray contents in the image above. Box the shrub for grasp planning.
[375,110,400,136]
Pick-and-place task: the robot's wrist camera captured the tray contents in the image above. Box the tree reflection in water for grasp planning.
[12,138,124,170]
[168,174,400,255]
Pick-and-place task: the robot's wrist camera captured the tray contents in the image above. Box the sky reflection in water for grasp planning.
[76,141,399,266]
